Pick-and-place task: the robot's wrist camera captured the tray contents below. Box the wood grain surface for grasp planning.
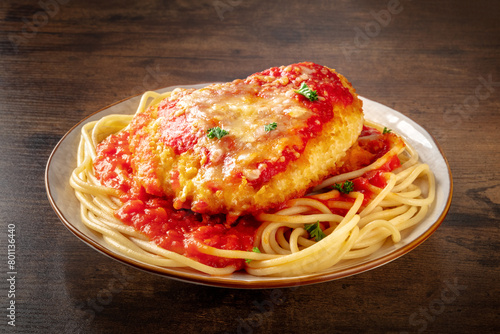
[1,0,499,333]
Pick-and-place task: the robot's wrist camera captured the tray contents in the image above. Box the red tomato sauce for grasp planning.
[94,130,134,194]
[320,126,402,215]
[157,93,200,155]
[94,130,258,270]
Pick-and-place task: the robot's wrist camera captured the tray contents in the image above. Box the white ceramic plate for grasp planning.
[46,84,453,288]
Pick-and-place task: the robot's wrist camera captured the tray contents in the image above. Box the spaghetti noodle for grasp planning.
[70,89,435,277]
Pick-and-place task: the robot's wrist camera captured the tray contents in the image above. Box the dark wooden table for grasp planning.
[1,0,499,333]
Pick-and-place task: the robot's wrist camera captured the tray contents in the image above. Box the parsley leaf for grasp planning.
[245,247,261,264]
[207,127,229,139]
[382,127,392,134]
[304,222,326,242]
[264,122,277,132]
[294,83,319,102]
[332,180,354,194]
[252,247,261,253]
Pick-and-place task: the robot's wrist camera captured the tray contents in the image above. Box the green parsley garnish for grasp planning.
[294,82,319,102]
[264,122,277,132]
[207,126,229,139]
[304,222,326,242]
[383,127,392,134]
[245,247,261,263]
[332,180,354,194]
[252,247,261,253]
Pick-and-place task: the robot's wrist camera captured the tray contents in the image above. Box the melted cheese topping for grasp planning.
[162,80,310,168]
[128,62,363,216]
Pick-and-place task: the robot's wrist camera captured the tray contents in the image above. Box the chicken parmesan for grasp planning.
[97,62,364,221]
[70,62,435,277]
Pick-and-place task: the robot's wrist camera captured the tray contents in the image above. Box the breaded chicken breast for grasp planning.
[127,62,364,219]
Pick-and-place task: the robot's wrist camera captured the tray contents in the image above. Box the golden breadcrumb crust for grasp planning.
[130,65,364,218]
